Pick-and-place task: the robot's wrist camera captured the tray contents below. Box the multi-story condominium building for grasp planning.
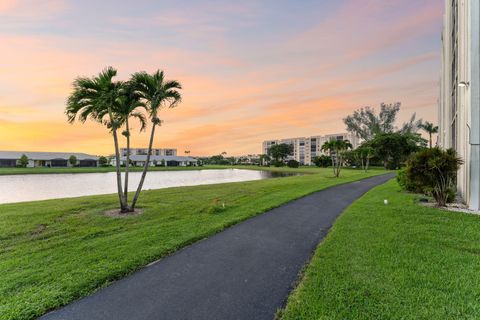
[262,133,359,165]
[120,147,177,157]
[438,0,480,210]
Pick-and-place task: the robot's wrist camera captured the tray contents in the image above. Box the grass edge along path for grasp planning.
[1,168,386,320]
[280,179,480,320]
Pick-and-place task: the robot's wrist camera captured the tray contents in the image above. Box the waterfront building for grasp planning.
[112,155,198,167]
[120,147,177,157]
[0,151,99,167]
[262,133,359,165]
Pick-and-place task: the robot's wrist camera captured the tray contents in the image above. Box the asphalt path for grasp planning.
[40,173,394,320]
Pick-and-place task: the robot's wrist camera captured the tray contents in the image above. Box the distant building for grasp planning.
[262,133,360,165]
[438,0,480,210]
[121,147,177,157]
[112,155,198,167]
[0,151,99,167]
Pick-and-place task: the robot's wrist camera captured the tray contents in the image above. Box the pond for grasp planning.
[0,169,297,204]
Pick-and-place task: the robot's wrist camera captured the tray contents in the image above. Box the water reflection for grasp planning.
[0,169,299,204]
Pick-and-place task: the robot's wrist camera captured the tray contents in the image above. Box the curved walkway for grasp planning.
[40,173,394,320]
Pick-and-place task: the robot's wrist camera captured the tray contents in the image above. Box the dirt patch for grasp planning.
[104,208,144,218]
[31,224,47,236]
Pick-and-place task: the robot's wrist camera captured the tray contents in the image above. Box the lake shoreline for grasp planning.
[0,168,301,205]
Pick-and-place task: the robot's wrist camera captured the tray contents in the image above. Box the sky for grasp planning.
[0,0,444,156]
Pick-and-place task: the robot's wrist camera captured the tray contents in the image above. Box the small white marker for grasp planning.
[222,202,225,208]
[384,199,388,205]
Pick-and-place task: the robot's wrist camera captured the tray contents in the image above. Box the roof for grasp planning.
[0,151,99,160]
[124,155,197,162]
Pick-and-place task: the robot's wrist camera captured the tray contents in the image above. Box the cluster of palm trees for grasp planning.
[320,139,353,177]
[420,121,439,148]
[66,67,182,213]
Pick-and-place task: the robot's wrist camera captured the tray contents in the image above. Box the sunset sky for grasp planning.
[0,0,443,156]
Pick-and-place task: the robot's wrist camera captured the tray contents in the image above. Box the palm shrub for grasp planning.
[403,147,462,206]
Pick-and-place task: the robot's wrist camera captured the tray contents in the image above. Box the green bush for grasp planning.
[404,147,462,206]
[18,154,29,168]
[312,155,331,168]
[69,155,77,166]
[397,169,423,193]
[272,160,284,167]
[287,160,300,168]
[98,156,110,167]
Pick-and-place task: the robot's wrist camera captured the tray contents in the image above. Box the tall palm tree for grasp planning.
[420,121,439,148]
[129,70,182,211]
[66,67,128,211]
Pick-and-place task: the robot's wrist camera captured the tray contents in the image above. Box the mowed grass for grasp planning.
[0,167,385,320]
[0,164,386,176]
[280,180,480,320]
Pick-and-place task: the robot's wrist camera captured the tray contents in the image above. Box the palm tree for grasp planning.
[66,67,128,212]
[129,70,182,211]
[420,121,439,148]
[321,139,353,177]
[112,82,147,204]
[321,140,336,172]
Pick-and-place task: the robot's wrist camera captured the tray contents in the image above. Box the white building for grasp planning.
[262,133,359,165]
[121,147,177,157]
[438,0,480,210]
[112,155,198,167]
[0,151,99,167]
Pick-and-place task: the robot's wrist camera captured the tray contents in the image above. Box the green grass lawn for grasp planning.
[0,164,385,176]
[0,167,386,320]
[280,180,480,320]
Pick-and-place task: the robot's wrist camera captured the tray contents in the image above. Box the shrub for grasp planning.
[69,155,77,166]
[397,169,423,193]
[313,155,331,168]
[98,156,109,167]
[404,147,462,206]
[287,160,300,168]
[272,160,284,167]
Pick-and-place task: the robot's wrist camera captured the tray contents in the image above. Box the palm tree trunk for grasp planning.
[336,153,342,177]
[330,152,335,176]
[109,111,127,212]
[130,122,156,211]
[124,119,130,205]
[429,132,432,148]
